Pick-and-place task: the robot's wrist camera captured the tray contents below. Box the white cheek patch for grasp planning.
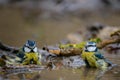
[33,47,38,52]
[87,47,96,52]
[24,47,31,53]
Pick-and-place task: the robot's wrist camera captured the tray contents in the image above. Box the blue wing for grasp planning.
[94,52,104,59]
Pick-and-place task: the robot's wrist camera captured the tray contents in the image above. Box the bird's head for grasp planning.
[85,41,97,52]
[23,40,38,53]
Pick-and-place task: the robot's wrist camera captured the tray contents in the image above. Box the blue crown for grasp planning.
[25,40,36,48]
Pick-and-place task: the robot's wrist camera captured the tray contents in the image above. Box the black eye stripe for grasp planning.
[87,45,96,47]
[25,46,36,49]
[24,46,37,52]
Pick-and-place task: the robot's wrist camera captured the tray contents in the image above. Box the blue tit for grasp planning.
[81,41,109,69]
[18,40,41,65]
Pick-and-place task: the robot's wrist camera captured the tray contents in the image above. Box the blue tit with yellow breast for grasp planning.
[81,41,112,69]
[17,40,41,65]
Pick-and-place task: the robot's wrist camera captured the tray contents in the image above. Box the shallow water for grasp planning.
[0,53,119,80]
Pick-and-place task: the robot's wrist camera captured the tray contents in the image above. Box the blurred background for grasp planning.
[0,1,120,80]
[0,0,120,47]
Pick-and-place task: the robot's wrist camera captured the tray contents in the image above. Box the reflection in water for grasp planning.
[0,53,119,80]
[0,64,119,80]
[1,67,115,80]
[82,68,105,80]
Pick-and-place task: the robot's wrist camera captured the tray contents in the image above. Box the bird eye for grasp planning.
[33,47,38,52]
[24,47,31,53]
